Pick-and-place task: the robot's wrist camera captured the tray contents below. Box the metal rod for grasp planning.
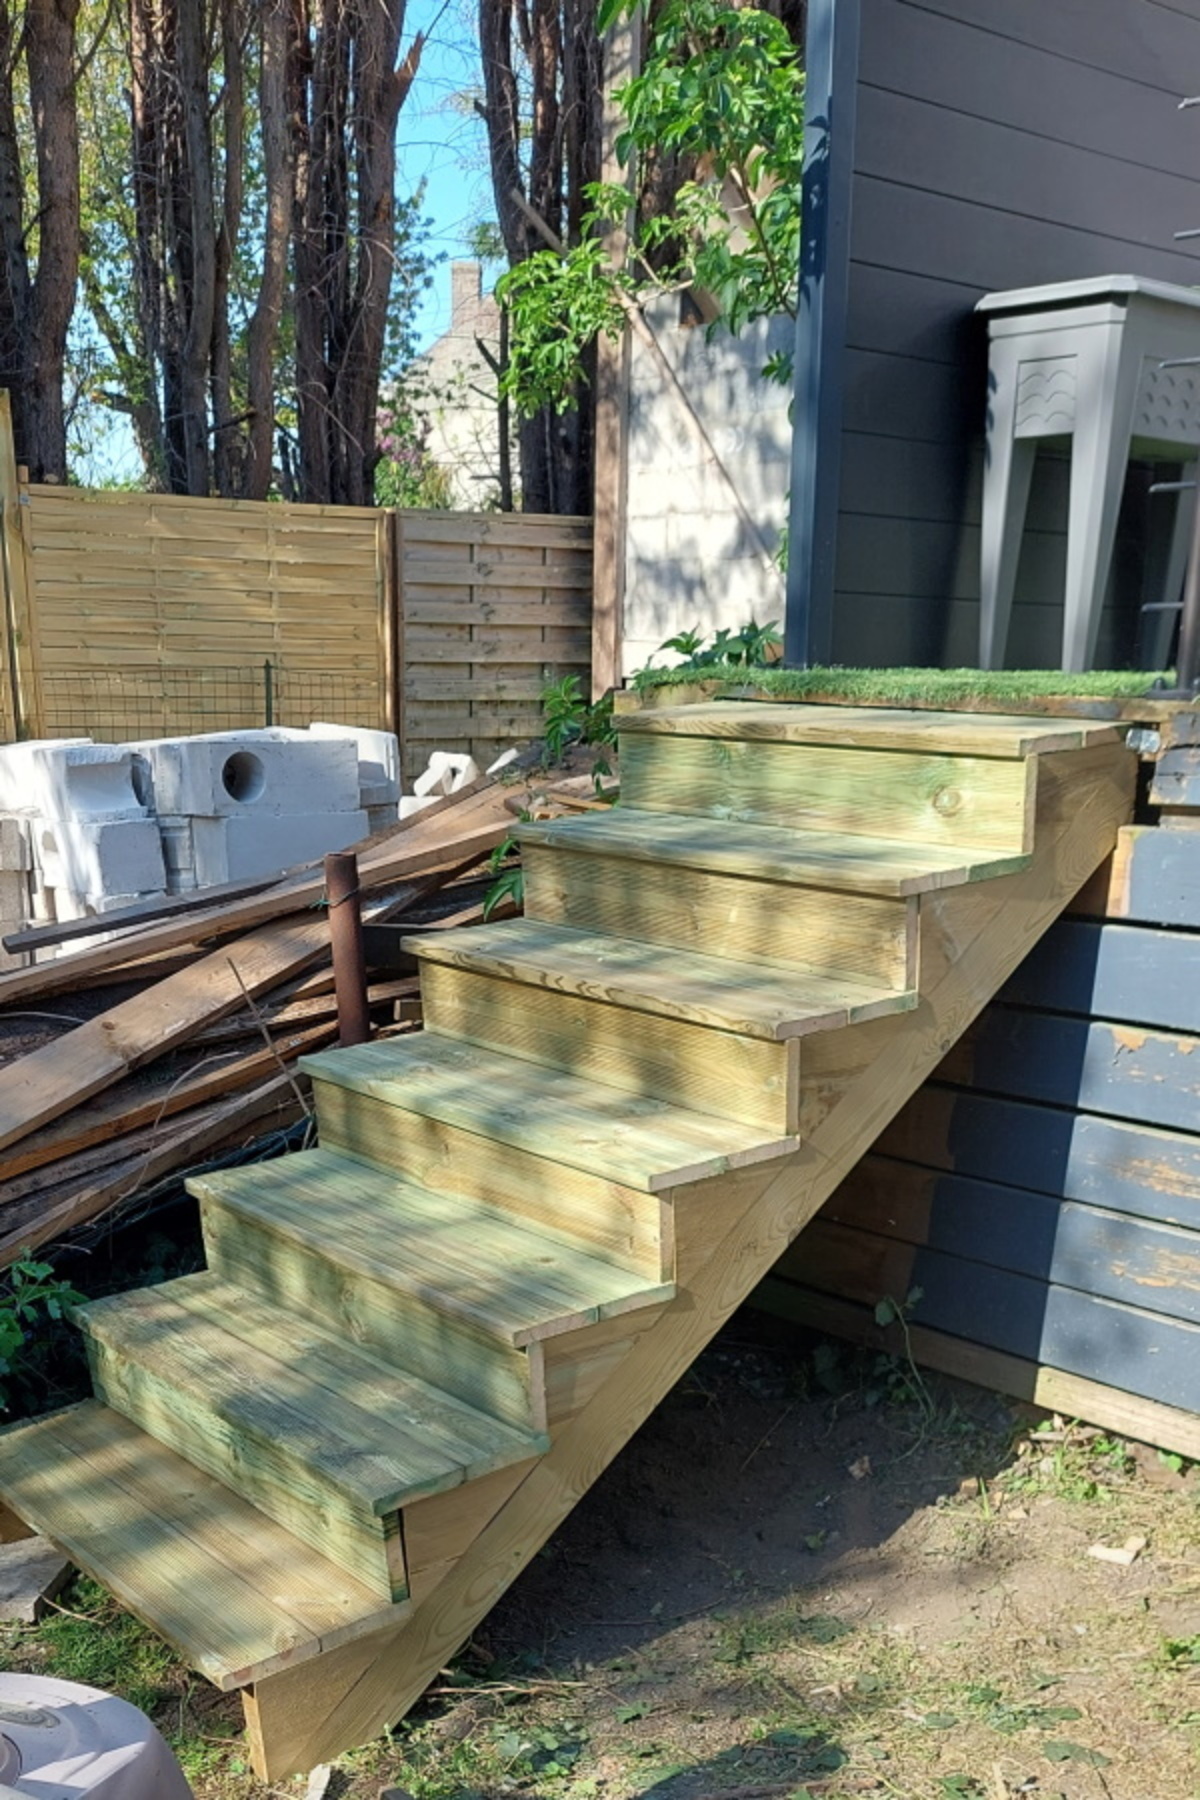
[263,658,275,727]
[1148,481,1198,494]
[325,851,371,1047]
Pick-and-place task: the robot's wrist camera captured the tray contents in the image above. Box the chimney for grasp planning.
[450,261,482,329]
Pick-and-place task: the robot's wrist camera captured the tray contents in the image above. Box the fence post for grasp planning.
[0,392,37,739]
[385,507,406,759]
[263,658,275,727]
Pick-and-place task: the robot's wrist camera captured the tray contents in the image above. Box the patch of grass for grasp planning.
[998,1422,1134,1504]
[36,1577,179,1715]
[631,661,1172,705]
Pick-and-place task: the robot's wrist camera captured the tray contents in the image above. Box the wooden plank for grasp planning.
[752,1282,1200,1465]
[0,1023,336,1184]
[1149,745,1200,808]
[1001,917,1200,1032]
[619,735,1035,853]
[517,810,1031,896]
[776,1219,1200,1414]
[938,1010,1200,1135]
[4,872,290,955]
[194,1146,672,1353]
[240,740,1136,1780]
[1071,824,1200,926]
[879,1085,1200,1230]
[522,844,914,988]
[617,701,1120,758]
[303,1034,800,1194]
[313,1082,667,1279]
[0,393,40,738]
[402,1459,540,1605]
[410,919,913,1042]
[420,963,794,1134]
[0,1401,406,1689]
[818,1152,1200,1324]
[0,1076,306,1269]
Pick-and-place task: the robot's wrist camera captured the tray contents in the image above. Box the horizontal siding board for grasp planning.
[824,1155,1200,1324]
[794,1222,1200,1412]
[940,1011,1200,1133]
[880,1087,1200,1228]
[1002,920,1200,1032]
[857,84,1200,248]
[888,0,1200,89]
[861,0,1200,176]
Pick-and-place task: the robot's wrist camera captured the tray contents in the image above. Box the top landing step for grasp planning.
[616,702,1125,758]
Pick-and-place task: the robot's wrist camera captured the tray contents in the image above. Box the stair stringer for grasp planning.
[241,741,1135,1780]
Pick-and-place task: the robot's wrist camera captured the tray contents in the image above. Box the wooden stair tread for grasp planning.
[301,1035,798,1192]
[0,1400,404,1689]
[617,702,1123,758]
[517,811,1031,896]
[405,918,915,1039]
[80,1274,546,1513]
[191,1148,675,1341]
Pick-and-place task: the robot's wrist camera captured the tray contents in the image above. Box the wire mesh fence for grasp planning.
[37,662,384,742]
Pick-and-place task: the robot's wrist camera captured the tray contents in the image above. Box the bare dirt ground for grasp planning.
[5,1312,1198,1800]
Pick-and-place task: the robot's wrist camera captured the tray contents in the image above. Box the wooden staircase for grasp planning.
[0,703,1135,1778]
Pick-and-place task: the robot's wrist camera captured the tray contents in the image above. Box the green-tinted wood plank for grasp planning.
[616,701,1120,756]
[300,1037,799,1192]
[0,1402,401,1689]
[407,919,914,1041]
[517,811,1031,896]
[522,843,914,988]
[618,736,1034,853]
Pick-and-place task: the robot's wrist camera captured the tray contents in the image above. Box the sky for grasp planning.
[395,0,500,353]
[73,3,495,484]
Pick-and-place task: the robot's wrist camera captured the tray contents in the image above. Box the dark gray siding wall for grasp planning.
[827,0,1200,667]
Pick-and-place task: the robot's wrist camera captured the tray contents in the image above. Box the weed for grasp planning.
[36,1578,178,1715]
[541,675,616,761]
[0,1255,84,1415]
[638,619,783,684]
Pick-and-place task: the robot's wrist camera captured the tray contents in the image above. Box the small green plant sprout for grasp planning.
[0,1254,84,1413]
[635,619,783,686]
[483,819,527,922]
[540,673,617,762]
[870,1286,936,1422]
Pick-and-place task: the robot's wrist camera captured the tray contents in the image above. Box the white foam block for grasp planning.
[309,722,402,805]
[35,816,166,899]
[190,811,369,885]
[0,741,147,822]
[134,730,360,817]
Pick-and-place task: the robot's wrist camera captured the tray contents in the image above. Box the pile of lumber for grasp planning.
[0,764,558,1271]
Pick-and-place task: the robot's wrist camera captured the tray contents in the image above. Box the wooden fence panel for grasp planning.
[0,474,593,774]
[399,510,593,782]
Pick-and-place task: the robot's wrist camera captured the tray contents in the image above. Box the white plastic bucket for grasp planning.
[0,1673,193,1799]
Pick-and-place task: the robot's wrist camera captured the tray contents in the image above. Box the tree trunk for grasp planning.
[23,0,81,481]
[243,0,293,499]
[212,0,246,497]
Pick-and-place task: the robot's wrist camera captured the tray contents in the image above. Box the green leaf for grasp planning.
[1042,1740,1110,1766]
[922,1712,959,1729]
[616,1702,649,1723]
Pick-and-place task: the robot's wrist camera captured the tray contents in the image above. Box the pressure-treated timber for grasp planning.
[0,707,1136,1782]
[239,739,1135,1779]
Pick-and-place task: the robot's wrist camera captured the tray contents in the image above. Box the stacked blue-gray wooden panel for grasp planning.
[766,810,1200,1421]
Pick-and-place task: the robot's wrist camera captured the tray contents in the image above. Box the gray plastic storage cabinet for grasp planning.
[978,275,1200,672]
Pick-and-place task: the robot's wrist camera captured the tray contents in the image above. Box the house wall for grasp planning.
[791,0,1200,669]
[621,299,793,679]
[409,263,510,510]
[758,719,1200,1460]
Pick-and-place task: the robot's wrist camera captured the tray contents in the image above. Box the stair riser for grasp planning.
[85,1339,406,1604]
[419,963,797,1133]
[619,734,1034,854]
[522,844,916,989]
[312,1080,669,1280]
[200,1199,541,1433]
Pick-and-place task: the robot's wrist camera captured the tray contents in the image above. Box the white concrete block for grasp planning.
[190,811,369,885]
[34,816,166,900]
[0,816,32,870]
[365,802,400,835]
[398,794,437,820]
[309,723,402,805]
[0,740,148,822]
[413,751,479,798]
[133,729,360,818]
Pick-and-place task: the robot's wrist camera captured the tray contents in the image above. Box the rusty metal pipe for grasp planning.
[325,850,371,1047]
